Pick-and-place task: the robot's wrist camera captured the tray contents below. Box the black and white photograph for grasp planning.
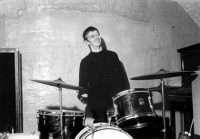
[0,0,200,139]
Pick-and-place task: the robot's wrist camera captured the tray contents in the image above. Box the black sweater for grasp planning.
[79,49,130,107]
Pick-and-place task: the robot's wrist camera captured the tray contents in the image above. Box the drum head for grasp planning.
[37,109,55,116]
[38,109,84,116]
[113,88,149,102]
[75,123,132,139]
[62,110,85,116]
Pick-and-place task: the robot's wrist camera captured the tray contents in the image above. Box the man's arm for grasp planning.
[78,59,88,104]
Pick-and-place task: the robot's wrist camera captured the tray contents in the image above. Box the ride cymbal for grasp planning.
[130,69,195,80]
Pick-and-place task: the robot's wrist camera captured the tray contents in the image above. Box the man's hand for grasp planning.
[77,91,88,104]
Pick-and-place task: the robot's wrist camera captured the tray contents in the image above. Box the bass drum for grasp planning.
[75,123,133,139]
[37,109,84,138]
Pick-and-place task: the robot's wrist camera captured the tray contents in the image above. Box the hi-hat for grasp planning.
[131,69,195,80]
[31,78,87,92]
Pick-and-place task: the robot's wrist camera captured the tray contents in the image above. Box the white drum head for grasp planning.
[75,123,132,139]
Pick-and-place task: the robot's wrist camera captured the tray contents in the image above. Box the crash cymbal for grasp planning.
[148,84,181,92]
[130,69,195,80]
[31,78,87,92]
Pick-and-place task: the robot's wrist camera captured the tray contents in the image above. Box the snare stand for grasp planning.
[57,85,64,139]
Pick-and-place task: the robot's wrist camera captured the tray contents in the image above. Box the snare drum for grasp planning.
[113,88,155,129]
[37,109,85,138]
[75,123,133,139]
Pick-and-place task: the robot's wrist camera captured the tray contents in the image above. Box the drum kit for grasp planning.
[31,78,86,139]
[31,69,195,139]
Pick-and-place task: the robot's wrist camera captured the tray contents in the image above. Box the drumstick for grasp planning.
[188,118,194,136]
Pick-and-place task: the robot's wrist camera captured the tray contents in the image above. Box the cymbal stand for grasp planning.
[161,79,167,139]
[57,85,63,139]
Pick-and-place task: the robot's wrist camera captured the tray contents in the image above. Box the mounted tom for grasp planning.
[113,88,156,129]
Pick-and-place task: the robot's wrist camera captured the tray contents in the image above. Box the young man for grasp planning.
[78,26,130,124]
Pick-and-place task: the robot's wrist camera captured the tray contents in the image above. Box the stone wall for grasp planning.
[0,0,199,135]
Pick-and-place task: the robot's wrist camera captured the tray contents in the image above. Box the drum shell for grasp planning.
[37,109,84,138]
[113,89,155,128]
[123,116,173,139]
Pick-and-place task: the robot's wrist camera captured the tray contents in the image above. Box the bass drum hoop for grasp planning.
[75,123,133,139]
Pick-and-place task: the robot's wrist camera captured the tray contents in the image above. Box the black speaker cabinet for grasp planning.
[0,48,23,133]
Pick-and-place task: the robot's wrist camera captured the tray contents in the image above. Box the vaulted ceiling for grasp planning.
[0,0,200,27]
[178,0,200,27]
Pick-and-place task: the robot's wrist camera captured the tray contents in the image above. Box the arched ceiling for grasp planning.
[0,0,200,27]
[0,0,151,21]
[177,0,200,26]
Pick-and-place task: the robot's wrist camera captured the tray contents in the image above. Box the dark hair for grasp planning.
[82,26,100,41]
[101,37,107,50]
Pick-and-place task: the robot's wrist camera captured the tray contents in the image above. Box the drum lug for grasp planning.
[64,125,68,136]
[107,111,114,125]
[148,94,156,115]
[73,114,76,127]
[82,116,85,126]
[43,116,46,125]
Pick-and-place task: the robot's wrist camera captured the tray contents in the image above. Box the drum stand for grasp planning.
[31,78,87,139]
[130,69,196,139]
[57,85,64,139]
[160,79,167,139]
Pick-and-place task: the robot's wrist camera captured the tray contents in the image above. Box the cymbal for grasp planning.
[130,69,195,80]
[31,78,87,92]
[148,84,181,92]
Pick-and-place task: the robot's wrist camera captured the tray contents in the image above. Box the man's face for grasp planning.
[85,30,101,47]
